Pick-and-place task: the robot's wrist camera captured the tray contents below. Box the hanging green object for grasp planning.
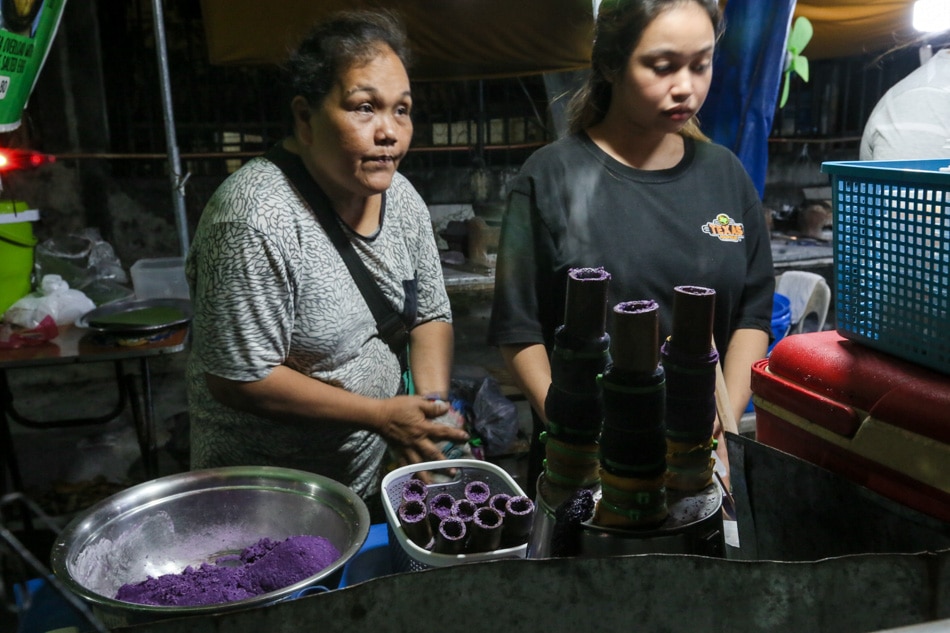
[780,16,813,108]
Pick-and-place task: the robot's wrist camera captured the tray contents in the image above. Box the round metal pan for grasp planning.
[77,298,192,334]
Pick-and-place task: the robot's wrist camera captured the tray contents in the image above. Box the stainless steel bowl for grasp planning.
[50,466,369,628]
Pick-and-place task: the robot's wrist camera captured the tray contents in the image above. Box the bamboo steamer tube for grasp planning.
[670,285,716,355]
[610,300,659,374]
[562,266,611,340]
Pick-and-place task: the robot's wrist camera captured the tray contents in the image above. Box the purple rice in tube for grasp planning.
[433,516,467,555]
[468,506,504,553]
[489,493,510,517]
[398,499,433,549]
[452,498,478,523]
[464,480,491,506]
[502,495,535,547]
[428,492,455,531]
[402,478,428,504]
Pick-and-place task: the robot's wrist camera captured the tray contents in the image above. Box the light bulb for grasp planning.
[913,0,950,33]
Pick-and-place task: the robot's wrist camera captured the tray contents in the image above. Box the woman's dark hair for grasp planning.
[285,10,411,106]
[567,0,722,138]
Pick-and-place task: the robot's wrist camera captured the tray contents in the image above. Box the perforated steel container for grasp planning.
[382,459,529,571]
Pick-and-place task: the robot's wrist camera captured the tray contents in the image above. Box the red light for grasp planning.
[0,148,56,172]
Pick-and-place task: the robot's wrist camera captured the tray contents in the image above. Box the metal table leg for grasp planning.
[125,357,158,480]
[0,370,26,496]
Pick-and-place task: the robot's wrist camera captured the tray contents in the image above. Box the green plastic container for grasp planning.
[0,200,38,316]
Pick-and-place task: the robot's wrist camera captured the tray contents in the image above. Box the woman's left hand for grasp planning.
[378,395,470,468]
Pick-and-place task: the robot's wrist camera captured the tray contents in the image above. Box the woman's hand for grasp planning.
[378,395,470,468]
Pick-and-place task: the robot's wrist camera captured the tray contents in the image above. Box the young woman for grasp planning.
[489,0,774,493]
[186,11,468,519]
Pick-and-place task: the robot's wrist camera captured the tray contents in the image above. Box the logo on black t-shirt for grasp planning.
[701,214,745,242]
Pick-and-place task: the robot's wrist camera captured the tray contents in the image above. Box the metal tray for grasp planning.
[76,298,192,334]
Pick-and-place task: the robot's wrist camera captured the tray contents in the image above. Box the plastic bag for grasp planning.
[430,404,478,461]
[0,315,58,349]
[35,228,129,290]
[3,274,96,328]
[471,376,520,456]
[451,375,520,457]
[33,228,131,305]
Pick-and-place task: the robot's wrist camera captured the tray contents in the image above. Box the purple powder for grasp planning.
[115,563,254,606]
[615,300,659,315]
[569,266,611,283]
[115,535,341,607]
[244,535,340,594]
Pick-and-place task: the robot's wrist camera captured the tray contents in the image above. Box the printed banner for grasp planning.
[0,0,67,132]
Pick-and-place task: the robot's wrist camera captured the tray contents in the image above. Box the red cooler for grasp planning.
[751,330,950,522]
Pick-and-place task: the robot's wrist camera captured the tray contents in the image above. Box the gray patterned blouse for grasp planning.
[185,156,451,499]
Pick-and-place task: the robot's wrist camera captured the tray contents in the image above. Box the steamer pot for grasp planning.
[528,475,724,558]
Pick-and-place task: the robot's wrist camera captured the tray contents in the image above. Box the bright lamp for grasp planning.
[913,0,950,33]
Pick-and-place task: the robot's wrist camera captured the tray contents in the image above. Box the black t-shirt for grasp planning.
[488,133,774,354]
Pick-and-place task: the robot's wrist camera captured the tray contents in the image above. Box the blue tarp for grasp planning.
[700,0,797,198]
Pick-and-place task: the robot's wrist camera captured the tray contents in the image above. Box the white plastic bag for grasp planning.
[3,274,96,328]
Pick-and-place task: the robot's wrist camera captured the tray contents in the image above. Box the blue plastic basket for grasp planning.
[338,523,393,588]
[820,159,950,374]
[13,577,89,633]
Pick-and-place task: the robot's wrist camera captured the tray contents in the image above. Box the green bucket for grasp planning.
[0,201,38,316]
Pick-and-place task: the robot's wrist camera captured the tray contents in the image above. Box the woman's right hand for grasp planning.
[378,395,470,468]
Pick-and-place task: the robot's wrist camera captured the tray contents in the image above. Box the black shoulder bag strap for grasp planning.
[264,144,410,358]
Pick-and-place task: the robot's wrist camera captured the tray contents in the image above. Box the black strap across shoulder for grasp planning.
[264,143,410,356]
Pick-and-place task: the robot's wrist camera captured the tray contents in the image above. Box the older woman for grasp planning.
[185,10,467,518]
